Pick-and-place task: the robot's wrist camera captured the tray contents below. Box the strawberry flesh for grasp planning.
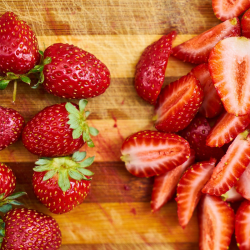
[151,150,195,212]
[202,130,250,196]
[198,195,235,250]
[206,111,250,147]
[176,158,216,228]
[179,114,224,161]
[191,63,223,118]
[134,31,177,104]
[172,18,240,64]
[121,130,191,178]
[209,37,250,116]
[222,186,243,203]
[242,8,250,39]
[154,73,203,133]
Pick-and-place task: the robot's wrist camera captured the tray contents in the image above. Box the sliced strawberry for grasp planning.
[213,0,250,21]
[172,18,240,64]
[134,31,177,104]
[209,37,250,116]
[206,111,250,147]
[176,158,216,228]
[151,150,195,213]
[120,130,190,178]
[235,200,250,250]
[154,73,203,133]
[235,162,250,200]
[222,186,244,203]
[199,195,235,250]
[242,9,250,38]
[202,130,250,196]
[191,64,223,118]
[179,114,224,161]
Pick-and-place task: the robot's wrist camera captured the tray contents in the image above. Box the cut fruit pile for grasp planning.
[121,2,250,249]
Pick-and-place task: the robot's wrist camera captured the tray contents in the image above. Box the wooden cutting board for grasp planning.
[0,0,239,249]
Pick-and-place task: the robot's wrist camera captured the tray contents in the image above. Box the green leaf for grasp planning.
[65,102,80,116]
[29,65,44,74]
[79,99,88,113]
[72,151,86,162]
[77,168,94,176]
[89,127,99,136]
[43,169,57,181]
[43,57,52,65]
[68,114,80,129]
[0,228,5,237]
[5,192,26,200]
[8,200,23,206]
[20,75,31,84]
[0,194,5,200]
[80,156,95,168]
[6,72,18,79]
[85,111,91,118]
[0,80,10,90]
[33,165,52,172]
[87,140,95,148]
[31,81,40,89]
[58,170,70,192]
[82,131,91,142]
[39,71,45,84]
[68,170,83,181]
[35,158,51,165]
[72,127,83,139]
[39,50,44,56]
[0,204,12,213]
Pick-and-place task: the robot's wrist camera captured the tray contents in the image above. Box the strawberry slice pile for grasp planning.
[121,3,250,249]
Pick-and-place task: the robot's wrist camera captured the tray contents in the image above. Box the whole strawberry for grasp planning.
[22,99,98,157]
[33,151,94,214]
[0,163,16,199]
[0,208,61,249]
[0,12,40,76]
[40,43,110,99]
[0,106,25,151]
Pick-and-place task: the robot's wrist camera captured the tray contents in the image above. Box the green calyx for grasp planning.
[0,192,26,214]
[66,99,99,147]
[33,151,95,192]
[0,217,5,247]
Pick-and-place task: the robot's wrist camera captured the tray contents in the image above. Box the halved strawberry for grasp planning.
[209,37,250,116]
[202,130,250,196]
[235,200,250,250]
[120,130,190,178]
[171,18,240,64]
[134,31,177,104]
[242,8,250,38]
[212,0,250,21]
[179,114,224,161]
[221,186,244,203]
[206,111,250,147]
[176,158,216,228]
[199,195,235,250]
[235,162,250,200]
[154,73,203,133]
[191,64,223,118]
[151,150,195,213]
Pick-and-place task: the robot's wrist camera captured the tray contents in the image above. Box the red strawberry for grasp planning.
[134,31,177,104]
[179,115,224,161]
[212,0,250,21]
[41,43,110,99]
[0,106,25,151]
[202,130,250,196]
[235,162,250,200]
[209,36,250,116]
[33,151,94,214]
[176,158,216,228]
[191,64,223,118]
[206,111,250,147]
[198,195,235,250]
[154,73,203,133]
[0,163,16,199]
[171,18,240,64]
[0,12,40,76]
[0,208,61,249]
[242,8,250,38]
[221,186,244,203]
[120,130,191,178]
[22,99,98,157]
[235,200,250,250]
[151,150,195,212]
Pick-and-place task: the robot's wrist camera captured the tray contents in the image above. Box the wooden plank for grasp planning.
[0,0,219,36]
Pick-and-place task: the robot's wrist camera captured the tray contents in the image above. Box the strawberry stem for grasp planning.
[12,80,17,103]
